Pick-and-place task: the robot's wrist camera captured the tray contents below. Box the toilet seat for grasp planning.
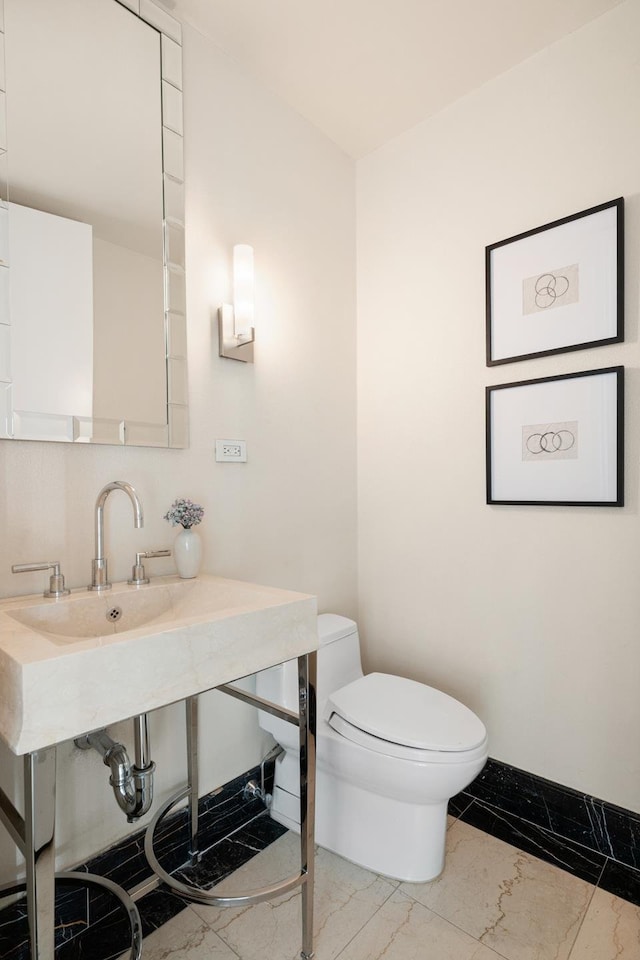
[325,672,487,762]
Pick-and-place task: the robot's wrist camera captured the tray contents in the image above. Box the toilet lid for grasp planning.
[325,673,487,752]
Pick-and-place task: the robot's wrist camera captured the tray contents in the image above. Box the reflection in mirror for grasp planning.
[0,0,188,447]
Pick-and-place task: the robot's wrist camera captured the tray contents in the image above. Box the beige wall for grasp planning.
[2,0,638,892]
[357,0,640,812]
[0,21,356,878]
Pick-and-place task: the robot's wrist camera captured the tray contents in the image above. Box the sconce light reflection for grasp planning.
[218,244,255,362]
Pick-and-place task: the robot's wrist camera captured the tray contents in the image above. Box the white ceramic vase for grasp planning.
[174,528,202,579]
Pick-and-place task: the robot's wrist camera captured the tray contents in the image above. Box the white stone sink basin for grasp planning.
[0,574,317,756]
[7,577,290,642]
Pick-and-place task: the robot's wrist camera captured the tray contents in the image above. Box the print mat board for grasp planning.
[486,366,623,506]
[486,198,623,365]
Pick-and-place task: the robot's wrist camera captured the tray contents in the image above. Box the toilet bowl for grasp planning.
[256,614,488,883]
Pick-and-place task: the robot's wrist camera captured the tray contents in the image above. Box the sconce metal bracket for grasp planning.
[218,304,255,363]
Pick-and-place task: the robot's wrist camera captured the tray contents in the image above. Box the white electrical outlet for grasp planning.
[215,439,247,462]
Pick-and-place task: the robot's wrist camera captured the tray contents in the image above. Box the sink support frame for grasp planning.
[0,750,56,957]
[144,651,317,959]
[0,750,143,959]
[0,651,316,960]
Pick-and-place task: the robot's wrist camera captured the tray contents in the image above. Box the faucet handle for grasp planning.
[128,549,172,586]
[12,561,71,598]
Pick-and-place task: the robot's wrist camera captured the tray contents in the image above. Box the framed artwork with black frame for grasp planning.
[486,198,624,366]
[486,366,624,507]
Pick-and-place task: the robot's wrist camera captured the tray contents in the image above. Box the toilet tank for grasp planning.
[256,614,363,739]
[315,614,364,697]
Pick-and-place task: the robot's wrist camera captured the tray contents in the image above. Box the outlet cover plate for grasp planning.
[215,439,247,462]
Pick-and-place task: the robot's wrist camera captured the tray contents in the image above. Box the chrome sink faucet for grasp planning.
[89,481,144,591]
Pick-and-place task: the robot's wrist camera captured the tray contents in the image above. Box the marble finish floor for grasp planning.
[117,816,640,960]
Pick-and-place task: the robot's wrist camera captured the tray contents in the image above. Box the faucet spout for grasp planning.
[89,481,144,591]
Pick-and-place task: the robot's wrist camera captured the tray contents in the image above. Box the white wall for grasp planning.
[357,0,640,812]
[0,21,356,880]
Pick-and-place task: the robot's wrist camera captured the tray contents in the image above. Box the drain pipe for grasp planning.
[75,714,155,822]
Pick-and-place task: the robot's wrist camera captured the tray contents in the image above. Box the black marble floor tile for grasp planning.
[0,898,33,958]
[238,813,288,851]
[0,901,30,960]
[463,759,554,830]
[0,762,282,959]
[52,815,283,959]
[544,793,613,856]
[43,881,218,960]
[173,841,249,891]
[590,802,640,868]
[138,887,191,936]
[0,878,91,960]
[84,831,149,893]
[448,794,474,819]
[458,799,607,886]
[463,757,640,871]
[191,793,266,855]
[144,810,192,879]
[171,813,289,892]
[597,859,640,908]
[0,809,286,959]
[526,780,640,867]
[0,935,30,960]
[55,904,134,960]
[83,763,274,923]
[0,915,90,960]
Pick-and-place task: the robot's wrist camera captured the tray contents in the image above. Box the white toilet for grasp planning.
[256,614,488,883]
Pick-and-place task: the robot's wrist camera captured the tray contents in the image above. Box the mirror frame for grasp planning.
[0,0,188,448]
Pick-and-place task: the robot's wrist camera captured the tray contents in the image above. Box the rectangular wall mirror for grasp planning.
[0,0,188,447]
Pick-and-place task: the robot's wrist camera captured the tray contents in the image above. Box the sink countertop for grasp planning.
[0,574,317,756]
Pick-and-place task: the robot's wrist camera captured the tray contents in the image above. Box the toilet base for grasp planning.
[271,758,448,883]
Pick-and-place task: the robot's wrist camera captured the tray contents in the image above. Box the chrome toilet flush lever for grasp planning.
[128,549,172,586]
[12,561,71,598]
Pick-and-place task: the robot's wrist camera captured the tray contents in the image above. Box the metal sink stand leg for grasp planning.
[145,650,317,960]
[0,748,142,960]
[14,750,56,959]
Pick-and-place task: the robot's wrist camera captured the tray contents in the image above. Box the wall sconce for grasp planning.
[218,244,255,362]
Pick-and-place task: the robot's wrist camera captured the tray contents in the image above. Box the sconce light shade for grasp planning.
[218,243,255,362]
[232,244,254,337]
